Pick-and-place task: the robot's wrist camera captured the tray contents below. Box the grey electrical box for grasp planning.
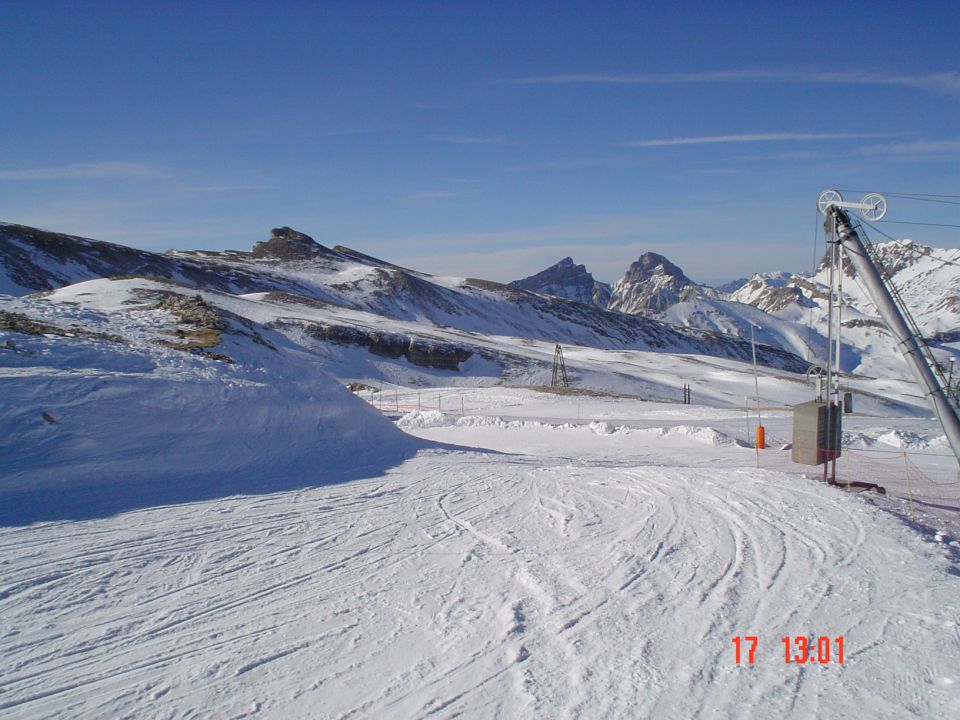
[792,401,842,465]
[843,392,853,414]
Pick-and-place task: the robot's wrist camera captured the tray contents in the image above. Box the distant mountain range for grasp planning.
[0,222,808,380]
[511,240,960,377]
[3,220,957,380]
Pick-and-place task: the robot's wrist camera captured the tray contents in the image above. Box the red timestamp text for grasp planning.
[731,636,845,664]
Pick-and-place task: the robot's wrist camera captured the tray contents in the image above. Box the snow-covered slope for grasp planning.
[728,239,960,337]
[0,223,807,372]
[3,380,960,718]
[824,238,960,337]
[723,238,960,376]
[657,295,840,367]
[725,271,811,313]
[5,229,960,718]
[0,281,422,524]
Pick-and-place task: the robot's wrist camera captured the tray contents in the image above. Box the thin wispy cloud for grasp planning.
[439,135,509,145]
[686,168,749,176]
[403,189,475,202]
[506,155,650,173]
[179,185,273,193]
[814,70,960,96]
[752,150,832,161]
[508,70,778,85]
[507,69,960,96]
[860,138,960,155]
[627,132,896,148]
[0,161,164,181]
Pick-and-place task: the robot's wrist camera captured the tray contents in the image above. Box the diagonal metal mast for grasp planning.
[827,206,960,465]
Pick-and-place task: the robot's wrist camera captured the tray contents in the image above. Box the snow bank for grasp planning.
[587,421,632,435]
[397,410,453,428]
[666,424,746,447]
[454,414,571,430]
[877,429,948,449]
[842,430,878,448]
[842,427,948,450]
[0,291,421,525]
[634,425,746,447]
[398,411,743,448]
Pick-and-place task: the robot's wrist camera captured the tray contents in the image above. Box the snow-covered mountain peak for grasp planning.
[510,256,612,307]
[814,237,932,281]
[726,271,814,313]
[867,238,933,277]
[607,252,710,314]
[631,252,686,278]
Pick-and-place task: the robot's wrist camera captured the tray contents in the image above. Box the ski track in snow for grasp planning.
[2,443,960,719]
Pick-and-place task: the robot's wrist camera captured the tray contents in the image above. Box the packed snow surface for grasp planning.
[3,277,960,718]
[4,395,960,717]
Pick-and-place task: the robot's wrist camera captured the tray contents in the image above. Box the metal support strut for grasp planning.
[551,344,570,388]
[827,207,960,466]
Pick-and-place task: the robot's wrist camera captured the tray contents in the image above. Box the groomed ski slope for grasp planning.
[3,412,960,718]
[2,281,960,718]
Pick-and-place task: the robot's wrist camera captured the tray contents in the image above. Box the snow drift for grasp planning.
[0,282,423,525]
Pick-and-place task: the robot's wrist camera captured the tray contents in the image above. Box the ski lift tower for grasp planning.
[551,344,570,388]
[804,190,960,469]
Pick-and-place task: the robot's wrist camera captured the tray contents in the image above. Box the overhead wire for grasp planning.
[882,195,960,207]
[837,189,960,200]
[858,217,960,274]
[835,189,960,227]
[879,220,960,229]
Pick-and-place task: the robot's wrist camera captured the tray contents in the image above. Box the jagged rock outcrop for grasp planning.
[607,252,712,314]
[251,227,334,260]
[726,272,815,313]
[814,238,934,279]
[297,322,476,371]
[510,257,611,307]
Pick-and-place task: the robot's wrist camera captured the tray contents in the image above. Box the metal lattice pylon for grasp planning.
[551,344,570,388]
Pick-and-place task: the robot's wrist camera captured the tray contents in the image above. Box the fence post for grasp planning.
[903,451,914,518]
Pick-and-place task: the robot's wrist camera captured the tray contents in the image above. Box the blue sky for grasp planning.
[1,1,958,285]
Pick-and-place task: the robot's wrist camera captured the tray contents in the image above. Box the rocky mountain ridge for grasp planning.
[607,252,715,315]
[5,219,957,379]
[0,222,808,376]
[511,239,960,375]
[509,257,611,307]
